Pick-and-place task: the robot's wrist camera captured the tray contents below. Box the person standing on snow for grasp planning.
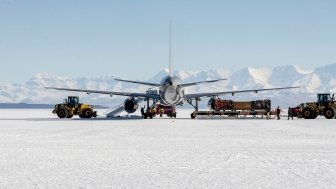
[140,106,145,118]
[287,107,293,120]
[276,106,281,120]
[159,107,164,117]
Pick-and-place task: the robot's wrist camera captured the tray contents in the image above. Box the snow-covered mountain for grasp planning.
[1,64,336,108]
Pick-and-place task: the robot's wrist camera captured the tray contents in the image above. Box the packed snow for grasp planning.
[0,109,335,188]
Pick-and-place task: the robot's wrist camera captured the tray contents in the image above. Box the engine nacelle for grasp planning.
[207,98,233,111]
[124,98,139,114]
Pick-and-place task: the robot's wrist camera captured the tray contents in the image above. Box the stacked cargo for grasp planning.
[208,99,271,111]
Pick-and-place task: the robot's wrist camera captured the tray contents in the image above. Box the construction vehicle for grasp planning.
[52,96,97,119]
[298,93,336,119]
[154,104,176,118]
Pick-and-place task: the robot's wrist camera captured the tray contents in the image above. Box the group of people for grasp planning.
[140,106,165,118]
[275,106,294,120]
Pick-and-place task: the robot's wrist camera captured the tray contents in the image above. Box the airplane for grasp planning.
[45,23,299,115]
[45,73,298,115]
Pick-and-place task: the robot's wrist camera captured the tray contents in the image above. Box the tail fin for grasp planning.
[169,20,173,76]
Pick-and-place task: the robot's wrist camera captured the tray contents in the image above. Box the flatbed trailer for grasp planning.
[191,110,277,119]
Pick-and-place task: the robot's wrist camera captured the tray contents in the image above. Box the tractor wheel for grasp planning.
[81,108,93,118]
[323,107,336,119]
[57,108,68,118]
[302,107,315,119]
[313,113,318,119]
[66,114,73,118]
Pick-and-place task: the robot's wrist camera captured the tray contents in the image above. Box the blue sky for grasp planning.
[0,0,335,84]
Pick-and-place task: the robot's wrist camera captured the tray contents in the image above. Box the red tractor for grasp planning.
[143,104,176,119]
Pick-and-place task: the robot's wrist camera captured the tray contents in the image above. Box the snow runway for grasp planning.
[0,109,335,188]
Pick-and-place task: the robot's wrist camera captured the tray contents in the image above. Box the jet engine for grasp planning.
[124,98,139,114]
[207,98,233,111]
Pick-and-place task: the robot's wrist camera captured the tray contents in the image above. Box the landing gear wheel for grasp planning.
[191,113,196,119]
[57,108,68,118]
[324,107,335,119]
[313,113,318,119]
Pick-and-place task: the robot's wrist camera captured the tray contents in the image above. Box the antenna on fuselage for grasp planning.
[169,20,173,76]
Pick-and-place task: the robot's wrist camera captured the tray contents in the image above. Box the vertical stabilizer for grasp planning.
[169,20,173,76]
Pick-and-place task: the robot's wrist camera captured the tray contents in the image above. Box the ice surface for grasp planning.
[0,109,335,188]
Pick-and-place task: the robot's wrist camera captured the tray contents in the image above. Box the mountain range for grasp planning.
[1,64,336,108]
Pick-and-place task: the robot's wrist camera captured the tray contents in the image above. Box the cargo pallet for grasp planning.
[191,110,277,119]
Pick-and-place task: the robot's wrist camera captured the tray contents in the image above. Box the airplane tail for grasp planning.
[169,20,173,76]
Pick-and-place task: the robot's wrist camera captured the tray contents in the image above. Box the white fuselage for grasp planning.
[159,76,184,105]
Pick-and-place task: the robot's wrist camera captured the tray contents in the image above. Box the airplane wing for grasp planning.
[115,79,161,87]
[45,87,160,99]
[179,79,227,87]
[184,86,300,99]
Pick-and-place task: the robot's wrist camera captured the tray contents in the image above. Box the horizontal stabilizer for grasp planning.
[115,79,161,87]
[180,78,227,87]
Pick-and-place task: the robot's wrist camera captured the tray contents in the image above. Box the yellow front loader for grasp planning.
[52,96,97,118]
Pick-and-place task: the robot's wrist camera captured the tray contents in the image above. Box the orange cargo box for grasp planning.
[233,102,252,110]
